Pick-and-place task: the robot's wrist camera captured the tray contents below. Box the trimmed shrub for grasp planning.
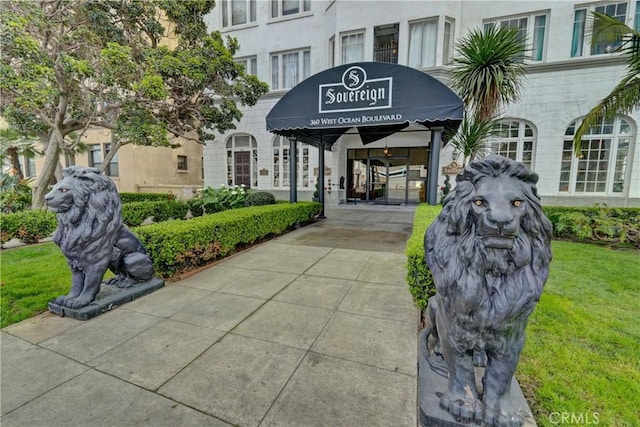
[121,200,190,227]
[134,202,321,277]
[543,206,640,248]
[0,210,57,243]
[405,204,441,311]
[119,192,176,203]
[245,191,276,207]
[187,185,250,216]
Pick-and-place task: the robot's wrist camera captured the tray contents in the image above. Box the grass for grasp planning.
[518,240,640,427]
[0,242,114,328]
[1,239,639,425]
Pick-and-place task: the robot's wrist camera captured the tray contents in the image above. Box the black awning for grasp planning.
[266,62,464,147]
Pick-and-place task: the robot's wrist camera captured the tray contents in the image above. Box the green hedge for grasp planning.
[1,200,191,242]
[121,200,190,227]
[406,204,640,311]
[0,210,57,244]
[134,202,321,277]
[119,192,177,203]
[405,204,441,311]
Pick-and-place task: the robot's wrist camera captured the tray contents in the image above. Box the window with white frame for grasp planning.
[270,48,310,90]
[484,11,548,62]
[487,120,535,169]
[571,2,628,57]
[272,136,310,188]
[88,144,102,171]
[408,19,437,68]
[341,31,365,64]
[560,116,634,194]
[443,19,454,65]
[270,0,311,18]
[225,134,258,187]
[235,56,257,76]
[221,0,256,28]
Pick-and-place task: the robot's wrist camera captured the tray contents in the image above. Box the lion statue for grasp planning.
[422,155,552,427]
[45,166,154,309]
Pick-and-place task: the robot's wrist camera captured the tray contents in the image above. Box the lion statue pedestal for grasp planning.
[419,156,552,427]
[45,166,164,320]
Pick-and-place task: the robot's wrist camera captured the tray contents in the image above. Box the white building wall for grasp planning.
[204,0,640,207]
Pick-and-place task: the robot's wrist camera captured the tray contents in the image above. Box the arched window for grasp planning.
[560,116,634,194]
[487,120,535,168]
[225,134,257,187]
[272,136,310,188]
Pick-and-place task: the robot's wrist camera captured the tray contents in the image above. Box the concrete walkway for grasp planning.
[1,205,419,427]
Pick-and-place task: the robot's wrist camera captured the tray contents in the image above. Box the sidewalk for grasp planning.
[1,205,418,427]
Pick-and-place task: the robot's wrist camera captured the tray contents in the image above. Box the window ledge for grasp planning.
[267,12,313,25]
[177,170,189,174]
[221,22,259,33]
[525,54,626,74]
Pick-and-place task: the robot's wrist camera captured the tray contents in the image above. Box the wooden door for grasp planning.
[234,151,251,187]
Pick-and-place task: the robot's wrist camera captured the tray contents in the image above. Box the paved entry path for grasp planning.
[1,205,419,427]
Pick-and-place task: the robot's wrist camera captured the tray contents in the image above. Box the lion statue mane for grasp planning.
[422,155,552,427]
[45,166,154,309]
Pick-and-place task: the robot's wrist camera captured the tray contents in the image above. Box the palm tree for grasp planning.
[450,25,527,121]
[447,115,498,165]
[573,12,640,154]
[448,26,528,163]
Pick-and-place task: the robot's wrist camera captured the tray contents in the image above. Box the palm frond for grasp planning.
[574,12,640,154]
[450,26,527,121]
[447,115,499,164]
[573,75,640,154]
[591,11,639,46]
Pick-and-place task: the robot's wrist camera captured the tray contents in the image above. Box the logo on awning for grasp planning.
[319,66,392,114]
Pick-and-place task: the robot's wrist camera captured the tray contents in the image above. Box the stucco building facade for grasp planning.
[203,0,640,207]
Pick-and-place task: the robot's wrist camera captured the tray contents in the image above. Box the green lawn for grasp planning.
[1,239,639,426]
[0,242,114,327]
[518,240,640,427]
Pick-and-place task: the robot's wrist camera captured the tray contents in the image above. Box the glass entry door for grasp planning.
[347,147,427,205]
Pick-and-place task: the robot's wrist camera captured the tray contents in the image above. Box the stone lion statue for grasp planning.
[45,166,154,309]
[422,155,552,426]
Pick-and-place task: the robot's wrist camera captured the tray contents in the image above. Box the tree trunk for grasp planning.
[32,132,61,210]
[7,147,24,180]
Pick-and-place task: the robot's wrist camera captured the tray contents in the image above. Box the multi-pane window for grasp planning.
[341,32,364,64]
[408,19,437,68]
[560,116,633,194]
[235,56,257,76]
[270,0,311,18]
[571,2,628,57]
[177,155,188,171]
[272,136,310,188]
[225,134,258,187]
[271,48,310,90]
[88,144,102,170]
[487,120,535,169]
[484,12,548,61]
[88,143,118,177]
[221,0,256,28]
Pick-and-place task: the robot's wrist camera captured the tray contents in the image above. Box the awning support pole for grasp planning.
[289,138,298,203]
[428,127,444,205]
[318,141,326,218]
